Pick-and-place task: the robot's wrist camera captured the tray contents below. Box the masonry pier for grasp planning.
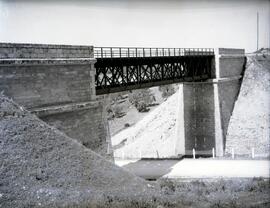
[175,48,246,157]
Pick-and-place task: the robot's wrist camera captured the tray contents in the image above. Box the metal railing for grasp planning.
[94,47,214,58]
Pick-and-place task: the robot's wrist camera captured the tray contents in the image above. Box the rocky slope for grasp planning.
[225,54,270,158]
[112,87,180,158]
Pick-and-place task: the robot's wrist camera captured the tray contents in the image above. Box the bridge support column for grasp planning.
[175,82,219,156]
[175,48,246,157]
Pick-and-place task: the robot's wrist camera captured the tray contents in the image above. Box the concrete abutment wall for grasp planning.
[0,43,112,158]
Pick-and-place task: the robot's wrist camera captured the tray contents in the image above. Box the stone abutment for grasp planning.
[0,43,112,158]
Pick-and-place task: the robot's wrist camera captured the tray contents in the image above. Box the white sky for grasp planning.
[0,0,269,52]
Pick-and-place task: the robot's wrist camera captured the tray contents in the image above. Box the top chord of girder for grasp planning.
[94,47,214,58]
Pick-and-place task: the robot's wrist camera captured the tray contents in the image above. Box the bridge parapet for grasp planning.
[0,42,94,59]
[94,47,214,58]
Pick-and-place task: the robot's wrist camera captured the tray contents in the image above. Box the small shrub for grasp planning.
[159,85,176,99]
[129,89,155,106]
[106,107,114,120]
[107,105,126,119]
[136,101,150,112]
[114,105,126,118]
[159,178,176,195]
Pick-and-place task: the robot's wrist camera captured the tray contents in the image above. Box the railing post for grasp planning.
[136,48,138,57]
[101,48,103,58]
[162,48,164,56]
[137,64,140,86]
[156,48,158,56]
[119,48,121,58]
[128,48,130,58]
[150,48,152,57]
[110,48,113,58]
[143,48,145,57]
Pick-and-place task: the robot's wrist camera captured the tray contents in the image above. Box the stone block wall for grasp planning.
[0,63,96,109]
[214,48,245,78]
[0,42,93,59]
[215,48,246,156]
[219,56,246,78]
[183,83,215,155]
[218,79,242,146]
[37,103,108,156]
[0,43,111,158]
[175,48,246,157]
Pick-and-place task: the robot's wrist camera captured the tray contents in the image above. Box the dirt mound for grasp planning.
[0,95,155,207]
[225,54,270,157]
[254,48,270,54]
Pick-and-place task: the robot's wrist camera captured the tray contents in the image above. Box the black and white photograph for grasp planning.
[0,0,269,207]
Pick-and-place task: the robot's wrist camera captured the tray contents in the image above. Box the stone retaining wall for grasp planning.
[0,43,111,158]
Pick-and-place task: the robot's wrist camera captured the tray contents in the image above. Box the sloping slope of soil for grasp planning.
[225,55,270,157]
[112,89,179,158]
[0,95,154,207]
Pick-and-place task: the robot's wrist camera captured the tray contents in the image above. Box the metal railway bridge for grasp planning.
[94,47,214,95]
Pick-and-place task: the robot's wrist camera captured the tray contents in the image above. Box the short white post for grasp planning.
[212,148,215,158]
[231,148,234,159]
[193,148,196,159]
[156,150,159,158]
[252,147,255,159]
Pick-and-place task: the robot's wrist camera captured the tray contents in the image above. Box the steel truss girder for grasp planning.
[95,56,214,95]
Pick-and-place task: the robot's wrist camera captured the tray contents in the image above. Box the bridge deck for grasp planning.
[94,47,214,95]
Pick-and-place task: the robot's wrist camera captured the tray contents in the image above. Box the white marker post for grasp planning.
[193,148,196,159]
[252,147,255,159]
[231,148,234,159]
[212,148,215,158]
